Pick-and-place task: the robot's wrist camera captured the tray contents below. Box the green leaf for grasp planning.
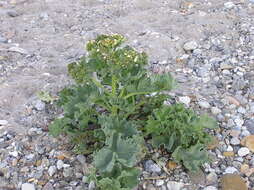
[117,168,140,189]
[98,115,138,138]
[94,148,115,173]
[97,177,122,190]
[172,144,210,171]
[48,117,71,137]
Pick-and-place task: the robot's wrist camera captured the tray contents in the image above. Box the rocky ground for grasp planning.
[1,0,254,189]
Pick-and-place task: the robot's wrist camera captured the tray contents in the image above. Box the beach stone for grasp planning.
[22,183,35,190]
[241,135,254,152]
[238,147,250,157]
[183,41,198,51]
[221,174,247,190]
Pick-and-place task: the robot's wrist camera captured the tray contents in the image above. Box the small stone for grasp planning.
[167,161,178,170]
[179,96,191,106]
[48,166,57,176]
[237,107,246,114]
[225,167,238,174]
[234,118,244,127]
[34,100,45,111]
[0,35,8,43]
[76,155,86,165]
[230,130,241,138]
[167,181,185,190]
[144,160,161,173]
[155,180,164,186]
[223,151,235,157]
[0,120,8,126]
[183,41,198,51]
[7,10,19,17]
[220,63,234,70]
[221,174,247,190]
[241,135,254,152]
[57,160,64,170]
[63,167,73,177]
[198,100,210,109]
[224,2,235,9]
[226,96,240,106]
[9,151,18,158]
[206,172,218,185]
[204,186,217,190]
[21,183,35,190]
[42,182,54,190]
[226,145,234,152]
[8,46,28,54]
[230,137,240,145]
[238,147,250,157]
[211,107,221,115]
[244,119,254,134]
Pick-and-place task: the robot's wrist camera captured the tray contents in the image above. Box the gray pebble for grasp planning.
[144,160,161,173]
[230,137,240,145]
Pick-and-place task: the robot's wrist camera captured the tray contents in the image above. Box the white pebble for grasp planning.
[204,186,218,190]
[48,166,57,176]
[57,160,64,170]
[198,100,210,109]
[0,120,8,126]
[238,147,250,157]
[224,2,235,9]
[225,166,238,174]
[21,183,35,190]
[179,96,191,106]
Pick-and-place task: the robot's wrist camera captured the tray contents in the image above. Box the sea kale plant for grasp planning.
[49,34,217,189]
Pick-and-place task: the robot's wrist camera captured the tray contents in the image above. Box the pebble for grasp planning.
[183,41,198,51]
[167,181,185,190]
[57,160,64,170]
[42,182,54,190]
[225,167,238,174]
[7,10,19,17]
[230,137,240,145]
[204,186,217,190]
[211,107,221,115]
[0,120,8,126]
[34,100,45,111]
[179,96,191,105]
[63,167,73,177]
[155,180,164,186]
[48,166,57,176]
[21,183,35,190]
[234,118,244,126]
[206,172,218,185]
[198,100,210,108]
[224,2,235,9]
[221,174,247,190]
[144,160,161,173]
[0,35,8,43]
[9,151,18,158]
[238,147,250,156]
[76,155,86,165]
[8,47,29,54]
